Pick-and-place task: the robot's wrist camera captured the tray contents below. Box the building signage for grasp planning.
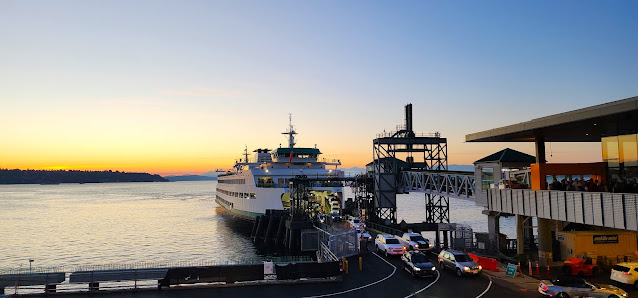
[593,235,618,244]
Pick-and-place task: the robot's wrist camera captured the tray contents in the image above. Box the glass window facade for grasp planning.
[602,133,638,182]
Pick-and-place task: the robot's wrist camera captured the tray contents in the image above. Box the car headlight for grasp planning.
[431,267,436,271]
[414,244,419,248]
[414,267,421,271]
[478,265,482,270]
[463,266,470,272]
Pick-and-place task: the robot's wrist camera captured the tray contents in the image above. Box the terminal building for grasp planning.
[466,96,638,265]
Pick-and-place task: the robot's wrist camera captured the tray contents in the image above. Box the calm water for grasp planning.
[0,181,514,270]
[394,192,515,240]
[0,181,257,269]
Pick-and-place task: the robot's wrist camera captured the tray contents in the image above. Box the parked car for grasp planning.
[354,228,372,242]
[539,277,627,298]
[375,234,405,257]
[611,262,638,289]
[398,232,431,252]
[401,251,436,277]
[562,257,599,277]
[437,249,481,277]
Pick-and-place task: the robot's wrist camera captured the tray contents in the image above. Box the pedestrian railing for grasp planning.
[488,189,638,231]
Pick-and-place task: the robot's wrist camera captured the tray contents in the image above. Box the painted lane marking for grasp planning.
[403,270,440,298]
[301,252,396,298]
[475,274,492,298]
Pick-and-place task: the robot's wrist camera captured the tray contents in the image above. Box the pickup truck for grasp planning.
[398,233,431,252]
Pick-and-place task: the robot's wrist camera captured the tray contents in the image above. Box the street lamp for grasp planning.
[29,259,34,274]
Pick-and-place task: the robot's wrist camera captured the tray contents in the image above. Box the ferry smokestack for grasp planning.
[405,103,413,133]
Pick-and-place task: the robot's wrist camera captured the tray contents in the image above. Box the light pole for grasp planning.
[29,259,34,274]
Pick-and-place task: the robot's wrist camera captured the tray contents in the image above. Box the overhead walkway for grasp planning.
[487,188,638,231]
[399,170,475,200]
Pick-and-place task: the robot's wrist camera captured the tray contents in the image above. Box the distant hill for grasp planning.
[164,175,218,182]
[0,169,167,184]
[200,170,227,177]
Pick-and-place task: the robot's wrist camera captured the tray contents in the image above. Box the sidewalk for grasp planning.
[482,263,541,297]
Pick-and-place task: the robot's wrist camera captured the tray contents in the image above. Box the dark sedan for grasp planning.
[401,251,437,277]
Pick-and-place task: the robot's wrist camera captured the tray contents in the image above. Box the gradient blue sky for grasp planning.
[1,1,637,175]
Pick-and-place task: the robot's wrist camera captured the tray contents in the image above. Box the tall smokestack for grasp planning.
[405,103,413,132]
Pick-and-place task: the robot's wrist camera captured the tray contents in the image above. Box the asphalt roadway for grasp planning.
[65,240,540,298]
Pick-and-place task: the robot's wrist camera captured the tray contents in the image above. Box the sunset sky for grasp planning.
[1,1,637,176]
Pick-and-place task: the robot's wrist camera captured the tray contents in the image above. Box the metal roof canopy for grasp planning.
[465,96,638,142]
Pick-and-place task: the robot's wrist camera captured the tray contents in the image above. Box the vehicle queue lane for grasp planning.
[65,241,538,298]
[366,231,539,298]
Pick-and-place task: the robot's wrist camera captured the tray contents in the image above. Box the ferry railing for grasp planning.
[376,127,442,139]
[257,182,344,188]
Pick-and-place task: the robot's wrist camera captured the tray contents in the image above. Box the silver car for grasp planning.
[539,278,627,298]
[437,249,481,277]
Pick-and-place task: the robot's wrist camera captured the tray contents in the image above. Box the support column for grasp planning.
[537,218,553,266]
[89,282,99,292]
[535,136,546,164]
[45,284,56,294]
[516,215,525,255]
[487,213,500,255]
[442,230,448,249]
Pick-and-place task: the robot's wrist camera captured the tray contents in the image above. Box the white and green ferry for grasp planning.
[215,118,344,220]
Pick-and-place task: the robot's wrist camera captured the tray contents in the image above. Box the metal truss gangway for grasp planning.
[399,170,476,200]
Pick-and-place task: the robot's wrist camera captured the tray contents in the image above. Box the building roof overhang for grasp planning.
[465,96,638,142]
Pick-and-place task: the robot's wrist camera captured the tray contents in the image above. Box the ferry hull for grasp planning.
[215,197,263,221]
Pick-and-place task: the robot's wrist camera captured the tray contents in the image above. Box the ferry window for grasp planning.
[278,178,284,184]
[250,193,256,199]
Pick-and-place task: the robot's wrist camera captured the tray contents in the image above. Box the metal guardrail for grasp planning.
[315,227,358,259]
[400,170,475,199]
[319,243,339,262]
[0,256,315,290]
[365,221,403,236]
[488,189,638,231]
